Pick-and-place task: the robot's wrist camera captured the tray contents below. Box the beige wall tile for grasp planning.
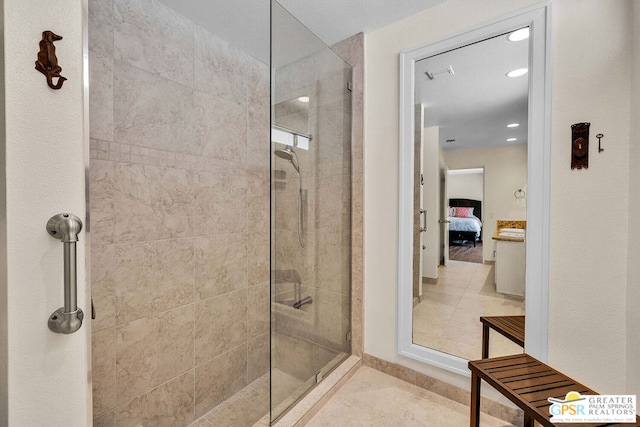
[114,61,195,151]
[193,91,247,162]
[193,172,247,235]
[194,234,247,300]
[93,409,115,427]
[89,51,114,142]
[248,332,269,383]
[91,245,115,331]
[116,305,195,404]
[314,289,350,350]
[112,163,194,243]
[116,370,195,427]
[195,289,247,365]
[113,0,194,86]
[194,26,249,101]
[272,333,313,381]
[92,327,116,416]
[247,281,269,339]
[194,345,248,417]
[115,238,194,324]
[90,159,116,246]
[88,0,114,59]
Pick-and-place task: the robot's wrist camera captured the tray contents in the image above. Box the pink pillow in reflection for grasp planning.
[454,207,473,218]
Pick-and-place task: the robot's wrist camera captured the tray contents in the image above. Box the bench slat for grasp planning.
[469,354,640,427]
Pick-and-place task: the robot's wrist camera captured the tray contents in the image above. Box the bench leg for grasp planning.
[482,324,490,359]
[524,413,534,427]
[470,372,481,427]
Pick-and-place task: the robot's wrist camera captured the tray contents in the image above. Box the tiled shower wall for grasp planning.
[88,0,270,425]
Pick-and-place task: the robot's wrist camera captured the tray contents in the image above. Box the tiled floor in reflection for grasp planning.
[413,260,525,360]
[306,367,517,427]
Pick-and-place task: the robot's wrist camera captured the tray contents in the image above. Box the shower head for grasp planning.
[274,146,300,173]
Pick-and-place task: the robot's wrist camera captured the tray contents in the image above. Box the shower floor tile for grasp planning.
[189,373,269,427]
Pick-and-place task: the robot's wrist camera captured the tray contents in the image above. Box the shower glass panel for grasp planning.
[270,1,353,421]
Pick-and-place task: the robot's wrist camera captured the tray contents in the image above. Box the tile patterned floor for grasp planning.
[413,260,525,361]
[306,367,517,427]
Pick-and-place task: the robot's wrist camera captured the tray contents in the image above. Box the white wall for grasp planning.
[627,1,640,397]
[447,171,483,203]
[1,1,89,425]
[364,0,637,394]
[445,144,527,261]
[422,126,439,279]
[547,0,632,393]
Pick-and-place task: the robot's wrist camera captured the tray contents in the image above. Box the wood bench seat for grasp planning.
[479,315,525,358]
[469,353,640,427]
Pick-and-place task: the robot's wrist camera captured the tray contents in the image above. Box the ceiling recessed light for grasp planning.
[507,123,520,128]
[297,96,310,103]
[507,28,530,42]
[506,68,528,78]
[506,138,518,142]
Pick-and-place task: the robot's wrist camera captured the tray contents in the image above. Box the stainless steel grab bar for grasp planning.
[46,213,84,334]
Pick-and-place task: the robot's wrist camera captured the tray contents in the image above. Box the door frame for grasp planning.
[397,1,552,376]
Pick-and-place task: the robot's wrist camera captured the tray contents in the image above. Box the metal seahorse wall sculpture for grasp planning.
[35,30,67,90]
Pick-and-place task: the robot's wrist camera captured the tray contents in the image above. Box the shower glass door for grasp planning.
[270,1,353,421]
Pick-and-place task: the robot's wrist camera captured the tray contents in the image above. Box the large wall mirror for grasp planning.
[412,29,529,360]
[398,4,551,375]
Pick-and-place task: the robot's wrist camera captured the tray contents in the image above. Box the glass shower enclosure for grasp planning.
[270,1,353,422]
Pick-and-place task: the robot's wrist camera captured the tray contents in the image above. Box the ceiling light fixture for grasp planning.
[506,68,528,78]
[506,138,518,142]
[507,27,530,42]
[507,123,520,128]
[297,96,310,103]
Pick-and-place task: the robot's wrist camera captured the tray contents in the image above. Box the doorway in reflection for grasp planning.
[411,28,529,360]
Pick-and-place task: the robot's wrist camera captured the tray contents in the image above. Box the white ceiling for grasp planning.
[156,0,445,64]
[415,31,530,151]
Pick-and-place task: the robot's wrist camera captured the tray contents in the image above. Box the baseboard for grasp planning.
[484,260,495,265]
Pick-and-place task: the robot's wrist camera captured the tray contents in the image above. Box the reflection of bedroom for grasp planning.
[444,145,527,264]
[448,168,484,263]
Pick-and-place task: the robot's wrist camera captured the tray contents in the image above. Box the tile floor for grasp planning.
[413,260,525,361]
[306,366,517,426]
[190,363,520,427]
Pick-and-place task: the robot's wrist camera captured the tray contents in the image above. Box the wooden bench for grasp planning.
[469,353,640,427]
[480,315,525,358]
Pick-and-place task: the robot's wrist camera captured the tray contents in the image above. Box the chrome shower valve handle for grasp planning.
[46,213,84,334]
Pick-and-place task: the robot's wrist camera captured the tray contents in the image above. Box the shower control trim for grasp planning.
[46,213,84,334]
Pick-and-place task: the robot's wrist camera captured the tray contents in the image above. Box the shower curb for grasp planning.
[253,355,362,427]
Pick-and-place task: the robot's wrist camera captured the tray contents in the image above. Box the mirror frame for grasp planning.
[398,1,552,376]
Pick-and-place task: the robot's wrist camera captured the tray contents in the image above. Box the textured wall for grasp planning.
[88,0,269,424]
